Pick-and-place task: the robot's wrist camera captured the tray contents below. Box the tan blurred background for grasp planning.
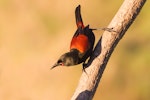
[0,0,150,100]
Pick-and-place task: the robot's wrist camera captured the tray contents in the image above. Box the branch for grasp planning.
[71,0,146,100]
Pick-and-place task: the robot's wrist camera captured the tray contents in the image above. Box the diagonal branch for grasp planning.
[71,0,146,100]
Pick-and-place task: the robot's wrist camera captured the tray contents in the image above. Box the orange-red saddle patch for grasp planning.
[70,34,89,53]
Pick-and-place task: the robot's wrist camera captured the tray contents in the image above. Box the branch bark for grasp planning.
[71,0,146,100]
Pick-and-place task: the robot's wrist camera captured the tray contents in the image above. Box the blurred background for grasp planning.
[0,0,149,100]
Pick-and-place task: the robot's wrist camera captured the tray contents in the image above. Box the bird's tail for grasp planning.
[75,5,84,28]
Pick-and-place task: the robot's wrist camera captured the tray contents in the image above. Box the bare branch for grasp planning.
[71,0,146,100]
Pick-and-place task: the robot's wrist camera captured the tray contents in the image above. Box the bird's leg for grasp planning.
[82,62,88,74]
[91,27,117,33]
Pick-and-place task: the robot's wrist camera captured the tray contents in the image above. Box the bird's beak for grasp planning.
[50,63,59,70]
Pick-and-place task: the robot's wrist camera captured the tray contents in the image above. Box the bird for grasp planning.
[51,5,95,70]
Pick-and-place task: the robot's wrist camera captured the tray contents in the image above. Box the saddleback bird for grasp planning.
[51,5,95,70]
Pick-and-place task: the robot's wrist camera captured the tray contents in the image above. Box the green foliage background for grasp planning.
[0,0,149,100]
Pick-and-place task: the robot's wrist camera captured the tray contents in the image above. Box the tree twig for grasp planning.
[71,0,146,99]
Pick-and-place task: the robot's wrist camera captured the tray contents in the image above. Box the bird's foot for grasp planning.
[82,62,88,74]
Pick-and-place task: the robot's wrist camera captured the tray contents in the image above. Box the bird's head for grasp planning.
[51,50,80,69]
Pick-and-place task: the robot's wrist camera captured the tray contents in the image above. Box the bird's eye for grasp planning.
[59,63,64,66]
[57,60,64,66]
[58,60,62,63]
